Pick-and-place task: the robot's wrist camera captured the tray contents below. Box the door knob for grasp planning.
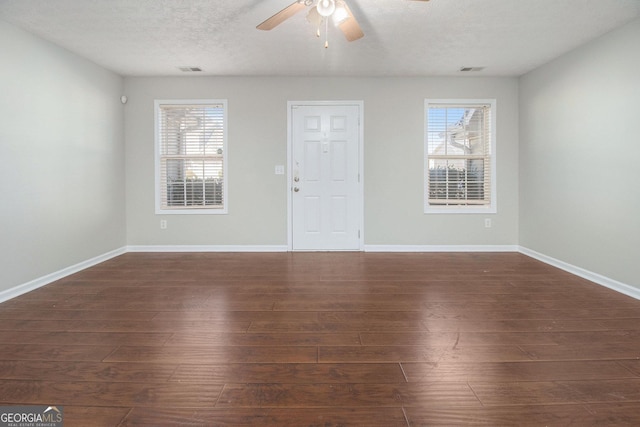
[293,187,300,192]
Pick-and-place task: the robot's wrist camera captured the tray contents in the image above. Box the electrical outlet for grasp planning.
[160,219,167,229]
[484,218,492,228]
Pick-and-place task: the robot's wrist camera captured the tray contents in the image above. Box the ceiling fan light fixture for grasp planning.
[332,2,349,25]
[317,0,336,17]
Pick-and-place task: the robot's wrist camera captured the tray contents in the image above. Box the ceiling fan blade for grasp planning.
[336,1,364,42]
[257,1,307,31]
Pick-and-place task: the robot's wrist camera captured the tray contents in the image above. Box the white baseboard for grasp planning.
[0,246,127,304]
[518,246,640,301]
[3,244,636,304]
[126,245,289,253]
[364,245,519,252]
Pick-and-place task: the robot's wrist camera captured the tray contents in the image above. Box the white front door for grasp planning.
[290,103,362,251]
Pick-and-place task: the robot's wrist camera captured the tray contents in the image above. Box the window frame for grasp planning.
[424,99,497,214]
[154,99,228,215]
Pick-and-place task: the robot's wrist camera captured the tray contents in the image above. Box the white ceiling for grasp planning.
[1,0,639,77]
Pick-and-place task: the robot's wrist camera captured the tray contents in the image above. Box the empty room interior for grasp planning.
[1,0,640,425]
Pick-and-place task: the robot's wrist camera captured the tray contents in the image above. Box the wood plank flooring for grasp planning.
[1,252,640,426]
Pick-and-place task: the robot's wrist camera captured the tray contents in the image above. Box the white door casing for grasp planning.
[288,102,363,251]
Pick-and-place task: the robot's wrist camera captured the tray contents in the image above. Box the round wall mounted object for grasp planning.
[120,95,128,104]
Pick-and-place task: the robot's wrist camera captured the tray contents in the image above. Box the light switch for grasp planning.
[275,165,285,175]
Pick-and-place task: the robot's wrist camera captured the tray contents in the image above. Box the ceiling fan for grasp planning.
[257,0,430,47]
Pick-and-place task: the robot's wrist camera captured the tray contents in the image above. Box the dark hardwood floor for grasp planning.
[1,252,640,426]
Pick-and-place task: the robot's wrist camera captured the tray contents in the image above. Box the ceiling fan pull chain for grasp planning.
[325,18,329,48]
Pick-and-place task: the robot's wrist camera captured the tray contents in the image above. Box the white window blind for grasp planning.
[155,100,227,214]
[425,100,496,213]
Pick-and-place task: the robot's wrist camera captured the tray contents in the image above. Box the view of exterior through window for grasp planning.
[425,100,495,213]
[155,100,227,214]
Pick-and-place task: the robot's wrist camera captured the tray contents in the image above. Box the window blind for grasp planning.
[157,102,226,210]
[426,103,493,209]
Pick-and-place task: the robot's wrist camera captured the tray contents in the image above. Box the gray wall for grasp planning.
[519,18,640,288]
[124,76,519,247]
[0,21,126,293]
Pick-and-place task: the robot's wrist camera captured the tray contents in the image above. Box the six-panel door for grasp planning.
[291,104,360,250]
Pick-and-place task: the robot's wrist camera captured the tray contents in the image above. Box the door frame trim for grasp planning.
[287,100,364,251]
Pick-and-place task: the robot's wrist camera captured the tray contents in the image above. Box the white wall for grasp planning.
[0,21,126,294]
[124,76,519,248]
[519,18,640,288]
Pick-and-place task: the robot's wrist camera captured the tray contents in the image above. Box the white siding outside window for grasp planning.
[424,99,496,214]
[155,100,228,214]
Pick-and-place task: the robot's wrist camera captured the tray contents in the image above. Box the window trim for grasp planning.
[424,99,497,214]
[154,99,228,215]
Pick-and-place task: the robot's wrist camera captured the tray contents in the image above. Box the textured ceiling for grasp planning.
[1,0,639,77]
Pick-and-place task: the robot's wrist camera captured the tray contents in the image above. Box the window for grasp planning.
[424,99,496,213]
[155,100,227,214]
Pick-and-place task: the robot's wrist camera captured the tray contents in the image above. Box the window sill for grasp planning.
[424,206,496,215]
[156,208,228,215]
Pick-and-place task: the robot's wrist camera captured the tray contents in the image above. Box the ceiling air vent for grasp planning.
[179,66,202,72]
[459,66,485,72]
